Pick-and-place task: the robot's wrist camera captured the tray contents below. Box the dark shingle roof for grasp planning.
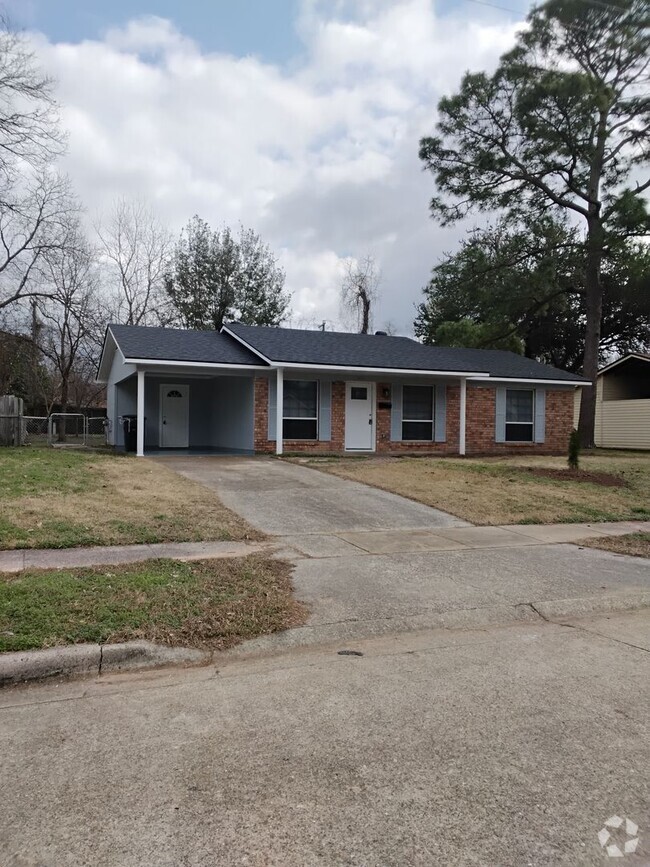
[225,323,586,382]
[109,324,267,366]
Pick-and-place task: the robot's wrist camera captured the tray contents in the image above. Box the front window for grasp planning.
[402,385,434,441]
[505,389,534,442]
[283,380,318,440]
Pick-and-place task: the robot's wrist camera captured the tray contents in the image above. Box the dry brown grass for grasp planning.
[298,452,650,526]
[0,449,261,549]
[0,555,307,652]
[578,533,650,559]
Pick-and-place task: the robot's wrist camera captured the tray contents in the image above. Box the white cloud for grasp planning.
[28,0,523,333]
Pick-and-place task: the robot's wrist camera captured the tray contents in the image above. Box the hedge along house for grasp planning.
[97,322,588,457]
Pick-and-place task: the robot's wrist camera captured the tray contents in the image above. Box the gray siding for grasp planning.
[106,352,136,446]
[210,377,254,452]
[143,376,254,450]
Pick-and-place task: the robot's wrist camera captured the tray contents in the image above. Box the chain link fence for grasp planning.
[23,416,49,446]
[0,410,108,448]
[86,416,108,445]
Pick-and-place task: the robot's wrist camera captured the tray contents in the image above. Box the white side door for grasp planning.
[160,384,190,448]
[344,382,375,451]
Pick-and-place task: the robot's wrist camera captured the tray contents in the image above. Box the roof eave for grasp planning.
[124,357,269,371]
[597,353,650,376]
[96,326,118,384]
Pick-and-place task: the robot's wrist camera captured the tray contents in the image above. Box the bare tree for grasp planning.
[0,17,76,314]
[96,198,173,326]
[0,172,78,312]
[340,255,380,334]
[35,224,98,428]
[0,16,65,186]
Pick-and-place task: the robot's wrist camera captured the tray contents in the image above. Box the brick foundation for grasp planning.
[254,376,575,456]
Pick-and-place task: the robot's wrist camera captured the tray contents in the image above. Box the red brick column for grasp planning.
[253,377,275,453]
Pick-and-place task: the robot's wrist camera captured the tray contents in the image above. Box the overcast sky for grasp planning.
[11,0,531,334]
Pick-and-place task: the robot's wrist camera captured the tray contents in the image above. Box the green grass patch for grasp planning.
[0,555,306,653]
[0,449,259,550]
[0,448,107,499]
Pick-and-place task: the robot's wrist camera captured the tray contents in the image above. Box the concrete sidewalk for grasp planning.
[0,520,648,573]
[0,540,273,573]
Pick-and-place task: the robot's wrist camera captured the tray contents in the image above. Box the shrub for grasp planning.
[568,429,581,471]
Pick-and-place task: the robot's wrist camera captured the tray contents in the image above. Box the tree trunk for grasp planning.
[360,290,370,334]
[578,218,604,447]
[58,373,69,443]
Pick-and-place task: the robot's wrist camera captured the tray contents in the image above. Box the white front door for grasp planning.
[345,382,375,451]
[160,384,189,448]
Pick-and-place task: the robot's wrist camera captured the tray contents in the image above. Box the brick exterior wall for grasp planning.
[465,385,574,455]
[254,376,575,456]
[254,378,346,453]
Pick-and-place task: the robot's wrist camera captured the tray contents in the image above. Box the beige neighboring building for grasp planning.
[574,353,650,449]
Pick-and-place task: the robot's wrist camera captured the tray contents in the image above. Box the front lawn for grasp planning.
[0,555,306,652]
[0,449,261,549]
[297,451,650,525]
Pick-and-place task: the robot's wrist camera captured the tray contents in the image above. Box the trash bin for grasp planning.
[122,415,144,453]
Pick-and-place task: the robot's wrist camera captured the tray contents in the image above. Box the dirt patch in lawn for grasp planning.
[578,533,650,559]
[300,453,650,526]
[520,467,629,487]
[0,555,307,653]
[0,449,261,550]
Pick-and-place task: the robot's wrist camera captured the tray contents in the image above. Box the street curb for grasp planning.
[533,591,650,623]
[0,640,212,688]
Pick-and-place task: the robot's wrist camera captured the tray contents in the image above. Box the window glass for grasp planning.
[402,385,434,440]
[283,419,318,440]
[403,386,433,421]
[403,421,433,441]
[283,380,318,440]
[505,389,534,441]
[350,386,368,400]
[283,381,318,419]
[505,423,533,442]
[506,390,533,422]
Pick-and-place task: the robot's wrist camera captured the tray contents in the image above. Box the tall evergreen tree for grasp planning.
[165,217,290,331]
[419,0,650,445]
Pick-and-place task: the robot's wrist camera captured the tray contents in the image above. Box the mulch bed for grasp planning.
[520,467,629,487]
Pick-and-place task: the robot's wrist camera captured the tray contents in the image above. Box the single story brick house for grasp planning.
[97,322,587,457]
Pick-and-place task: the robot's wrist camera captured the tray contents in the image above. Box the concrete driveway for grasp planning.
[161,456,650,648]
[160,456,469,535]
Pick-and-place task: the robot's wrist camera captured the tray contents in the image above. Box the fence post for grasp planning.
[0,395,24,446]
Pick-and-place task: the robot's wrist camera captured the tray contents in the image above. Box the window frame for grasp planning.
[504,388,535,443]
[401,384,435,442]
[282,379,319,441]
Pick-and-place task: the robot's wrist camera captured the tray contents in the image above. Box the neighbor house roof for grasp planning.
[223,323,587,382]
[597,353,650,377]
[108,324,268,366]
